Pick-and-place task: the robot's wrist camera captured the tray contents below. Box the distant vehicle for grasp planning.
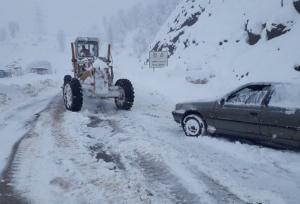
[0,69,12,78]
[172,82,300,149]
[27,60,52,75]
[30,67,50,75]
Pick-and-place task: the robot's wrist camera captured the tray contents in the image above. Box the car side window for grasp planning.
[226,88,251,104]
[245,90,268,105]
[226,85,269,106]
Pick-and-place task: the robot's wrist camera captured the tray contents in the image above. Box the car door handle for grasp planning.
[250,112,258,116]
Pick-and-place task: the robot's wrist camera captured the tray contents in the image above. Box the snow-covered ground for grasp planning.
[1,0,300,203]
[0,53,299,204]
[0,75,59,170]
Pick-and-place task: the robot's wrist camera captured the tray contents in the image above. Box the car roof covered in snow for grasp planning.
[244,81,300,87]
[243,82,282,86]
[223,81,299,99]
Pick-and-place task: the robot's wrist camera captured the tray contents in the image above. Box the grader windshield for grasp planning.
[75,38,99,59]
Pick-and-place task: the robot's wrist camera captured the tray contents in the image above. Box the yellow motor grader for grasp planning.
[63,37,134,112]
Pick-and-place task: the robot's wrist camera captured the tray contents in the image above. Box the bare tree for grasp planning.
[104,0,180,54]
[35,4,44,36]
[0,28,7,41]
[57,30,66,52]
[8,21,20,38]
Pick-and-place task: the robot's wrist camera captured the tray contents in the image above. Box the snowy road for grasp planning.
[0,84,300,204]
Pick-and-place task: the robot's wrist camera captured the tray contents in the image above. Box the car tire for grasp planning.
[63,78,83,112]
[182,114,206,137]
[115,79,135,110]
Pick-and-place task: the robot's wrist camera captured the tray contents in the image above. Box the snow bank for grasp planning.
[0,74,59,112]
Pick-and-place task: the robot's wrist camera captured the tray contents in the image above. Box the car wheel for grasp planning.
[182,114,206,137]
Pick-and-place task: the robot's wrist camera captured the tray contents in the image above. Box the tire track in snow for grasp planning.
[0,102,51,204]
[89,103,205,203]
[189,167,246,204]
[134,152,203,204]
[112,104,248,204]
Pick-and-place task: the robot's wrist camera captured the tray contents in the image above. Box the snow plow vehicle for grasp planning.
[63,37,134,112]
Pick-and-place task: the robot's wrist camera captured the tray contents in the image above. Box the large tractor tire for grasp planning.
[63,78,83,112]
[64,75,72,85]
[115,79,135,110]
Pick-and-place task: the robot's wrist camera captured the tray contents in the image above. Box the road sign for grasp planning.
[149,51,168,69]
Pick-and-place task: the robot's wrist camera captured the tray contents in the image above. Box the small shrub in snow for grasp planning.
[235,72,250,81]
[294,64,300,72]
[183,39,190,48]
[186,76,209,84]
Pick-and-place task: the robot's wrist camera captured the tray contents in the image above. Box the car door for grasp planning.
[260,84,300,148]
[214,85,270,139]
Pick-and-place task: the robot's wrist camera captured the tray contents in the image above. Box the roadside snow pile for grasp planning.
[149,0,300,85]
[185,67,215,84]
[0,74,59,110]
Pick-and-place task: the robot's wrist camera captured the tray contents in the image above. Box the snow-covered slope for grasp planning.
[151,0,300,85]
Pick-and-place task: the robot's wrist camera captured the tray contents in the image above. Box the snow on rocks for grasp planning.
[294,0,300,13]
[149,0,300,85]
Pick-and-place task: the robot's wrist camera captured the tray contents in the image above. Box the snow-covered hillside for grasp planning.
[151,0,300,86]
[1,1,300,204]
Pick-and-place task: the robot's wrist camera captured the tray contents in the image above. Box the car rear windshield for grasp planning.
[269,84,300,109]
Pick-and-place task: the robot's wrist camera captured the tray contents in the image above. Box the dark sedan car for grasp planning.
[172,82,300,149]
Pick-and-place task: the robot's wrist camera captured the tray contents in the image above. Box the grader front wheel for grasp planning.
[115,79,135,110]
[63,78,83,112]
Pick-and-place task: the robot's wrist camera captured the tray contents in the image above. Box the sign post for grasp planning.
[149,51,168,71]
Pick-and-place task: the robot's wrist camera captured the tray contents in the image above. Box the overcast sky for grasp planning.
[0,0,144,36]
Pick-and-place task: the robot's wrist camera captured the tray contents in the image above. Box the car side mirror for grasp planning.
[220,98,225,106]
